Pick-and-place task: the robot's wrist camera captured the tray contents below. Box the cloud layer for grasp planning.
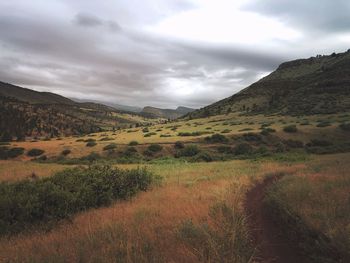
[0,0,349,108]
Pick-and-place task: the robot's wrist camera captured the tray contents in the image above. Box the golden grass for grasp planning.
[5,112,349,159]
[0,159,304,263]
[266,153,350,258]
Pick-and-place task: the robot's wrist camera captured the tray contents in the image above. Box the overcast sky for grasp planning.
[0,0,349,108]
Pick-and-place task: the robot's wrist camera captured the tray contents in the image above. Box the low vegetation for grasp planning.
[0,165,155,235]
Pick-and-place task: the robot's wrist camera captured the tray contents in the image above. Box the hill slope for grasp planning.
[0,82,154,140]
[188,50,350,118]
[141,106,195,119]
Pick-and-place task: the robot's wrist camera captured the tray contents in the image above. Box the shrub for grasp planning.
[0,147,25,160]
[260,128,276,136]
[84,138,96,143]
[81,152,101,162]
[99,137,114,141]
[0,165,155,235]
[142,127,149,133]
[147,144,163,153]
[174,141,185,149]
[242,133,262,142]
[217,146,232,154]
[339,123,350,131]
[103,143,117,151]
[233,143,253,155]
[307,139,333,147]
[123,147,138,157]
[144,132,156,137]
[204,134,229,143]
[129,140,139,146]
[283,125,298,133]
[316,121,331,128]
[178,131,209,137]
[176,144,200,157]
[61,149,71,156]
[193,152,213,162]
[221,129,231,134]
[283,139,304,148]
[27,148,45,157]
[86,141,97,147]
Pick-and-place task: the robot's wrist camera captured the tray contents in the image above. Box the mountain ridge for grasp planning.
[187,50,350,119]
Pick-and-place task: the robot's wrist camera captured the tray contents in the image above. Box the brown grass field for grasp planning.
[0,112,350,262]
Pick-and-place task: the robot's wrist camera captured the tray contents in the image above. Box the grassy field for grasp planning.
[0,159,305,263]
[0,112,350,262]
[4,112,350,159]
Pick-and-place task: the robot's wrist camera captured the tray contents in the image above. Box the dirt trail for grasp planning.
[245,175,306,263]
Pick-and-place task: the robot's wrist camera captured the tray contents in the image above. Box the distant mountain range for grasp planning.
[72,98,196,119]
[141,106,195,119]
[187,50,350,118]
[0,82,146,140]
[0,82,195,140]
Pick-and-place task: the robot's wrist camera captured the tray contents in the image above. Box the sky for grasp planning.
[0,0,349,109]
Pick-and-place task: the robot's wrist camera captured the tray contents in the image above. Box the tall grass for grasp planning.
[265,153,350,262]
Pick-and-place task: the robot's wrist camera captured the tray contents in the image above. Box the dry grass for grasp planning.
[5,112,349,159]
[0,160,303,263]
[266,153,350,260]
[0,160,69,182]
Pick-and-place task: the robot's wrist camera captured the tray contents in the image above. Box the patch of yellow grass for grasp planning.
[0,159,303,262]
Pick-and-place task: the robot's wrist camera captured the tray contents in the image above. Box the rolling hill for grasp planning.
[141,106,195,119]
[187,50,350,119]
[0,82,154,141]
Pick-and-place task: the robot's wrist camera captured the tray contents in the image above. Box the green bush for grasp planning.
[233,143,253,155]
[339,123,350,131]
[147,144,163,153]
[0,147,25,160]
[174,141,185,149]
[144,132,156,137]
[129,140,139,146]
[178,131,209,137]
[217,146,232,154]
[61,149,71,156]
[176,144,200,157]
[193,152,213,162]
[142,127,149,133]
[307,139,333,147]
[316,121,331,128]
[86,141,97,147]
[99,137,114,141]
[242,133,262,142]
[283,125,298,133]
[0,165,155,235]
[283,139,304,148]
[103,143,117,151]
[27,148,45,157]
[204,134,229,143]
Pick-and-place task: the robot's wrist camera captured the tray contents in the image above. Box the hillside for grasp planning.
[187,50,350,119]
[142,106,195,119]
[0,82,155,141]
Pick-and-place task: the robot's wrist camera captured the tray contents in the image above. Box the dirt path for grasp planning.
[245,174,306,263]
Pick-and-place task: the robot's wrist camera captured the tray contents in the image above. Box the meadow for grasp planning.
[0,112,350,262]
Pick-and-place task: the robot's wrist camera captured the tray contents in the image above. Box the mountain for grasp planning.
[0,82,151,141]
[187,50,350,119]
[71,98,143,113]
[141,106,196,119]
[0,82,75,105]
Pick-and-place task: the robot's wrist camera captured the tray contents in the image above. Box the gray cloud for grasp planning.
[74,13,103,27]
[0,1,348,109]
[244,0,350,34]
